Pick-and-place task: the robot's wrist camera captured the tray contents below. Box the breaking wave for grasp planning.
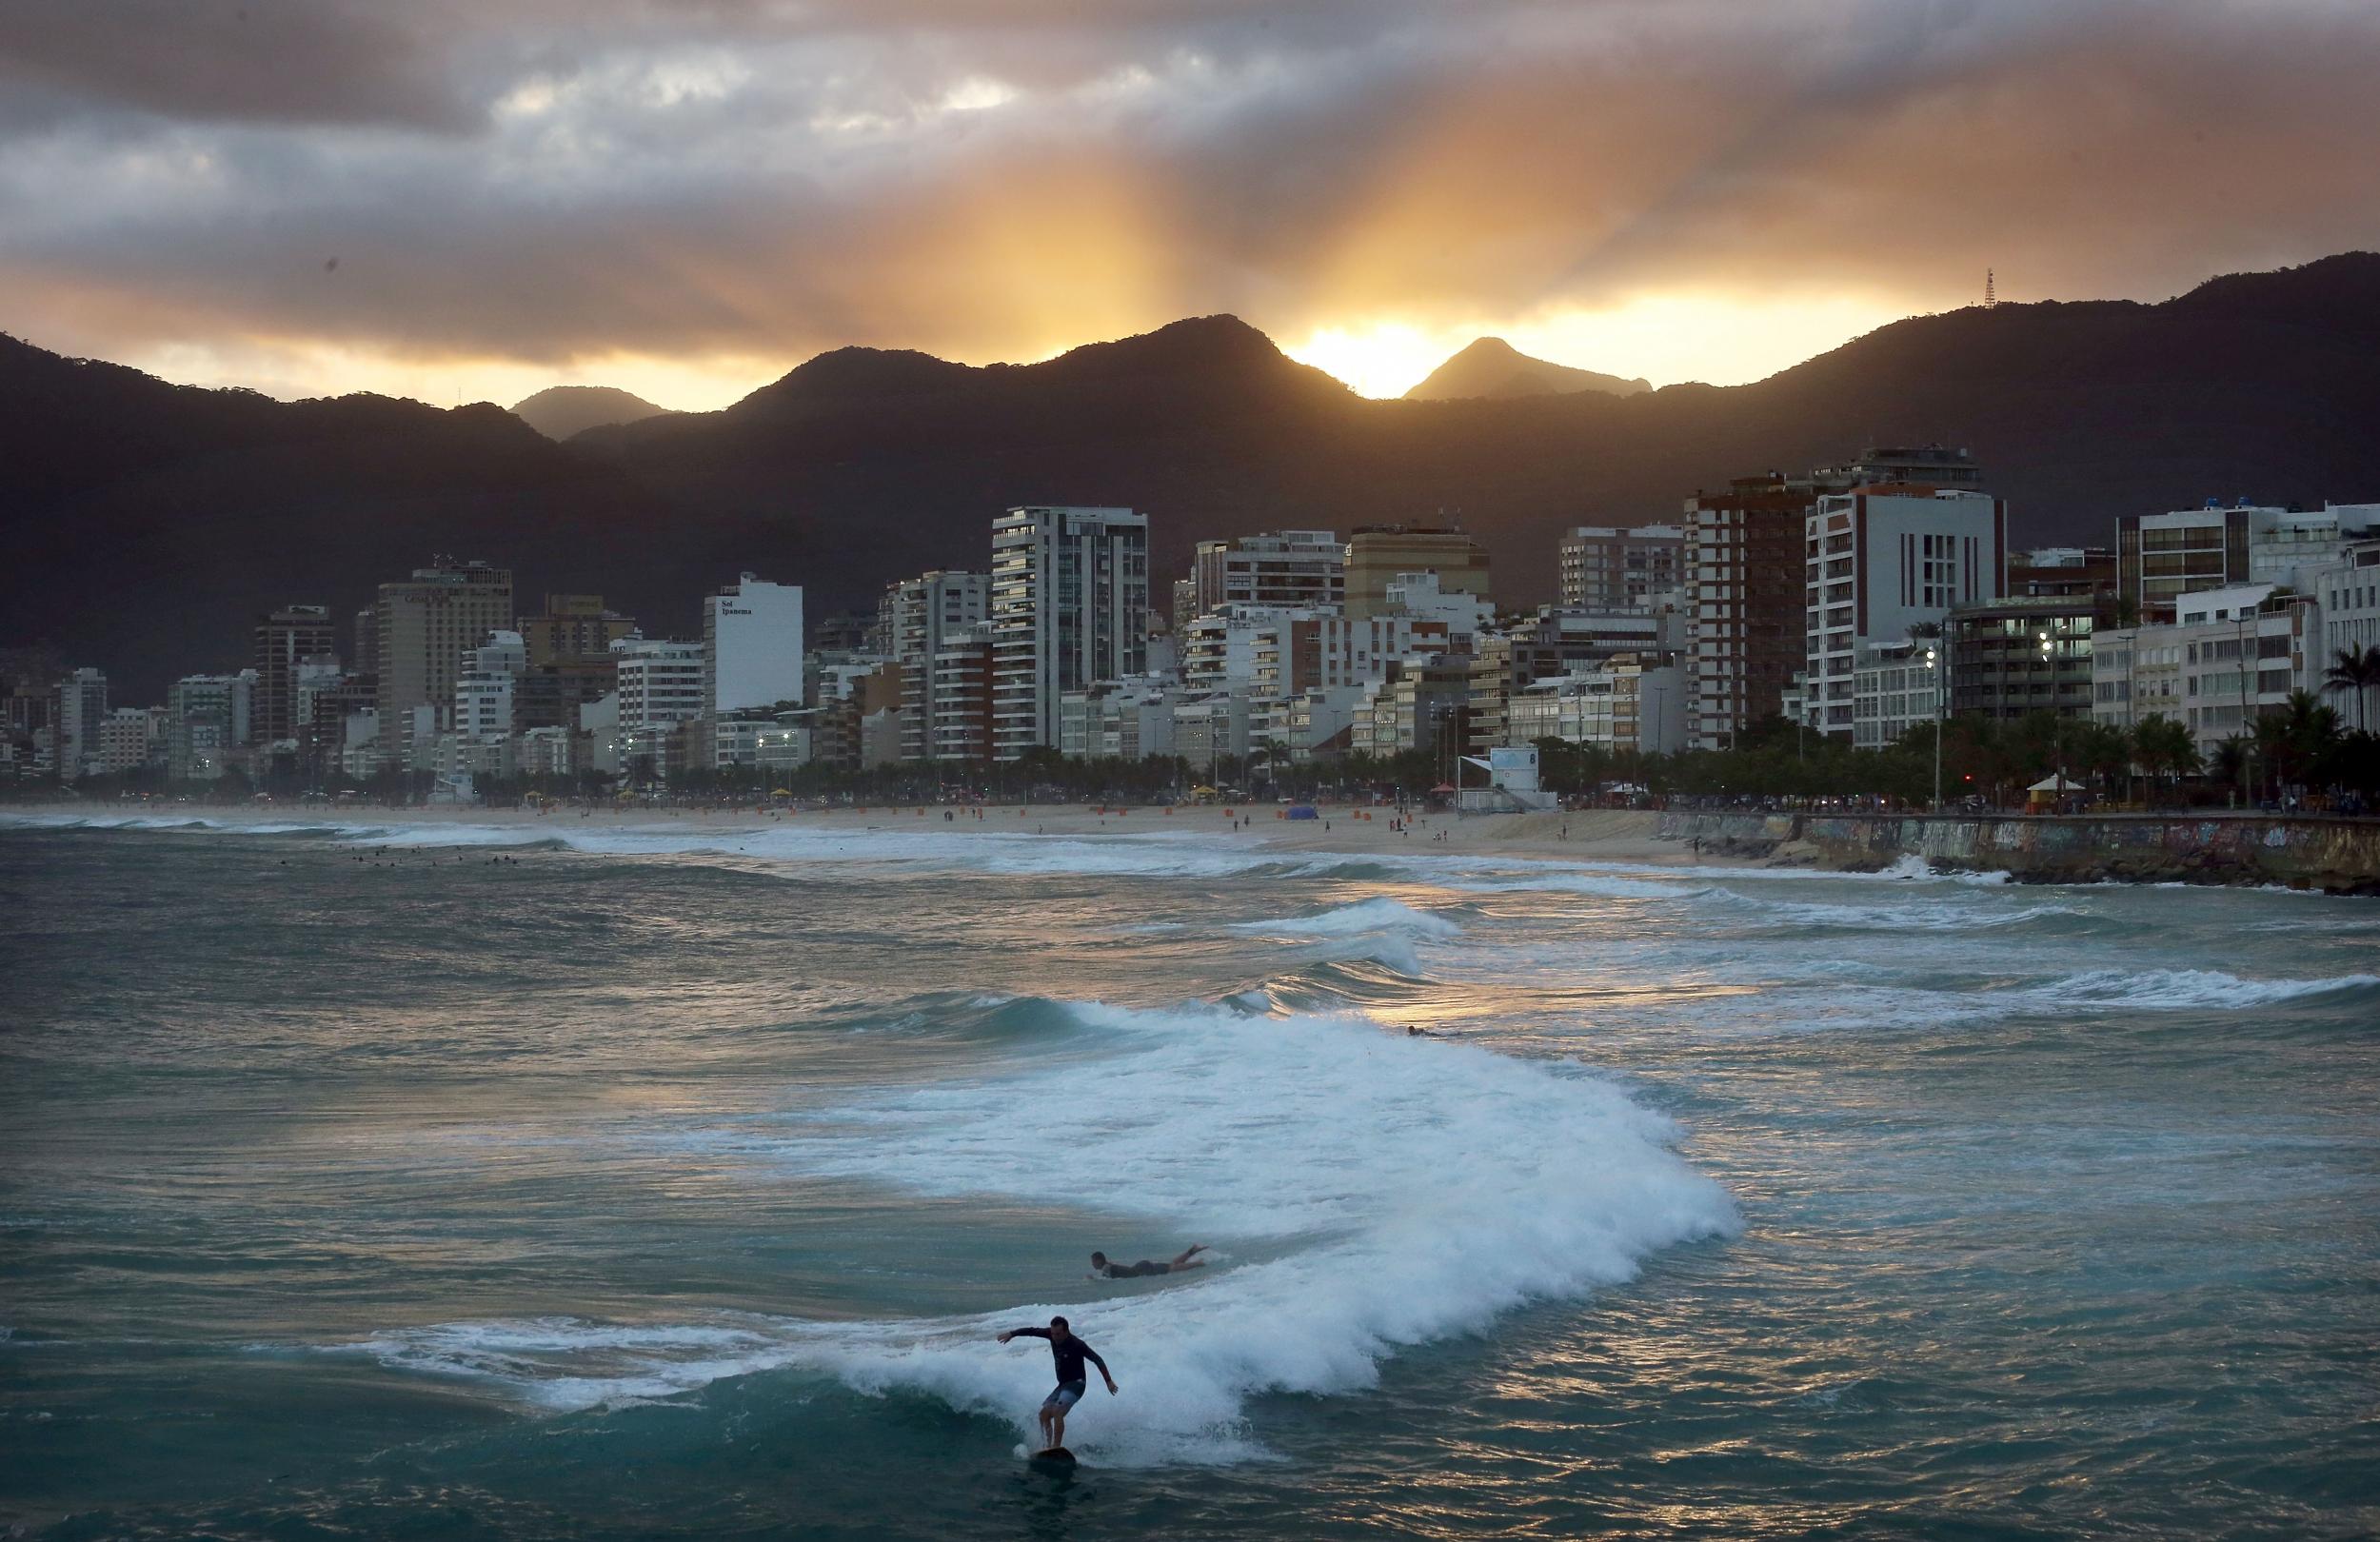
[329,998,1737,1464]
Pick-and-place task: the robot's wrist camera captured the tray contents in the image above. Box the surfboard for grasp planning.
[1029,1447,1076,1466]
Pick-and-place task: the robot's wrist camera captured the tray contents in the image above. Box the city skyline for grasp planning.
[6,2,2377,406]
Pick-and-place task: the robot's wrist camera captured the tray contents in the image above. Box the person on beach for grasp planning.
[1089,1243,1207,1280]
[997,1316,1116,1452]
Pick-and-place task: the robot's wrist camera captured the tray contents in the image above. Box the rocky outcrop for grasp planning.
[1656,812,2380,894]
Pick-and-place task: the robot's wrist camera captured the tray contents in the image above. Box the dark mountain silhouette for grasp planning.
[509,385,675,440]
[7,253,2380,702]
[1405,337,1651,400]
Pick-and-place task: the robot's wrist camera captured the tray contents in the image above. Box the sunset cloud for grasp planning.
[2,0,2374,406]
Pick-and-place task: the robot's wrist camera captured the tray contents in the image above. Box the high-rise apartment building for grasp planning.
[352,607,378,678]
[253,605,337,746]
[1558,525,1686,610]
[990,506,1149,760]
[166,671,254,780]
[52,667,109,781]
[1343,527,1491,622]
[883,571,992,761]
[1689,474,1829,749]
[1803,485,2007,738]
[613,638,705,729]
[518,595,636,669]
[375,558,514,768]
[1186,531,1344,620]
[455,631,527,739]
[704,574,805,716]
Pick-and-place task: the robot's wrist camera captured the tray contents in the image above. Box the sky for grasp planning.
[4,0,2377,408]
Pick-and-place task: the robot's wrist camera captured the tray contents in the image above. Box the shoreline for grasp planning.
[1,800,1745,870]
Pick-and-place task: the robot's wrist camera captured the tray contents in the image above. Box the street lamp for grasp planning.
[1924,644,1943,812]
[2039,629,2064,801]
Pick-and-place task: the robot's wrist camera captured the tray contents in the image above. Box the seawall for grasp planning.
[1656,810,2380,894]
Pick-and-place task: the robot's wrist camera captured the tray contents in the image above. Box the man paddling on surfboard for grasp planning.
[1090,1243,1207,1280]
[997,1315,1116,1454]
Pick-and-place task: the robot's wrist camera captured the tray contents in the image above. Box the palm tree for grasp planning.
[2322,645,2380,733]
[2131,715,2198,803]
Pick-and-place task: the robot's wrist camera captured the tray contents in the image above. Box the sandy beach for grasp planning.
[3,799,1740,867]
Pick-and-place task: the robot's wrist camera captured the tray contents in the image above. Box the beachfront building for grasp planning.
[517,594,636,670]
[2311,540,2380,729]
[1558,524,1686,610]
[883,570,991,762]
[253,605,337,747]
[2091,583,2321,756]
[1850,638,1943,749]
[454,631,526,739]
[991,506,1149,760]
[1350,656,1474,760]
[1343,526,1490,622]
[1507,655,1690,755]
[1946,594,2102,723]
[613,637,705,730]
[1804,485,2007,740]
[925,623,999,763]
[1182,604,1322,693]
[1185,531,1343,620]
[375,558,514,769]
[704,573,804,717]
[1689,473,1828,749]
[50,667,110,781]
[1059,679,1181,761]
[164,670,253,781]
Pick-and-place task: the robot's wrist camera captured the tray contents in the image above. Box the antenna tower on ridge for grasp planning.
[1985,268,1996,308]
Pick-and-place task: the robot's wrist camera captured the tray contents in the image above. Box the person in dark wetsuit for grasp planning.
[997,1315,1117,1452]
[1089,1243,1207,1281]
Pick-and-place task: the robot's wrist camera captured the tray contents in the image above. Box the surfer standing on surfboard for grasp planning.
[996,1316,1116,1453]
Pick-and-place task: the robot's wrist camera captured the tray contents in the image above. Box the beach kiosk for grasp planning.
[2026,774,2088,813]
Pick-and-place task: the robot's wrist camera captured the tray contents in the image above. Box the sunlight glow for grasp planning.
[1282,291,1924,398]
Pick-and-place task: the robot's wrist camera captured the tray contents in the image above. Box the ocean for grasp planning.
[2,813,2375,1540]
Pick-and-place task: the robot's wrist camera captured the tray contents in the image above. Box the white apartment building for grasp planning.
[1805,485,2006,739]
[1173,692,1251,772]
[991,506,1149,760]
[1183,605,1322,692]
[455,631,526,739]
[1558,525,1686,610]
[2094,583,2320,754]
[1506,656,1689,755]
[704,573,805,716]
[1058,679,1180,761]
[613,637,705,729]
[1850,637,1942,749]
[1186,531,1343,621]
[2311,538,2380,669]
[1383,570,1495,643]
[1248,613,1450,701]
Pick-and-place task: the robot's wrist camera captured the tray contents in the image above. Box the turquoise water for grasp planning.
[3,815,2376,1539]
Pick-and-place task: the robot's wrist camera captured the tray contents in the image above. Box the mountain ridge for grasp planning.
[510,385,675,441]
[7,251,2380,702]
[1405,336,1651,401]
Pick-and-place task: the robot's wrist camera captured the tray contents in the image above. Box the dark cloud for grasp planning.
[1,0,2374,392]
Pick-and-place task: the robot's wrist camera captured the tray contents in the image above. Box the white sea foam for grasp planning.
[1227,898,1462,939]
[341,1000,1738,1464]
[2035,968,2380,1010]
[1709,888,2080,932]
